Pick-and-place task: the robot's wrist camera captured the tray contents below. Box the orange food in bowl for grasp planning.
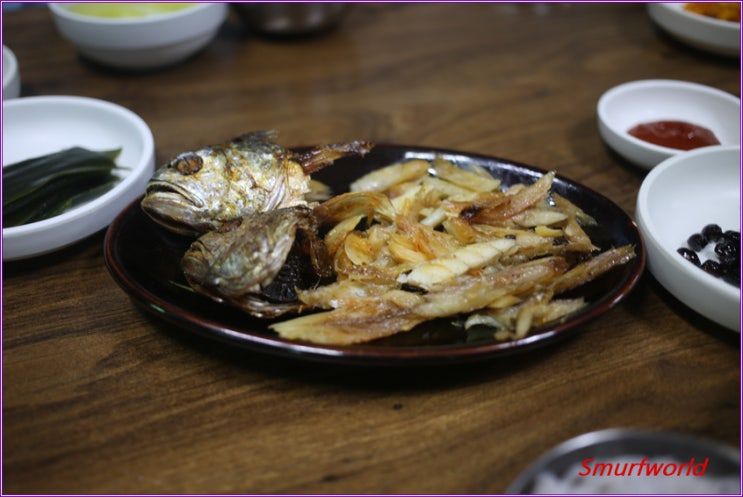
[683,2,741,22]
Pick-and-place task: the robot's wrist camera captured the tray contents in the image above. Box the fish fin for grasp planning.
[231,130,279,144]
[295,141,374,174]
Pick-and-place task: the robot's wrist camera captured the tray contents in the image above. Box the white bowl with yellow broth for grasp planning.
[48,3,228,70]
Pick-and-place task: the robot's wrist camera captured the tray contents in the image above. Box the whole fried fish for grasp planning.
[142,130,373,235]
[181,206,334,319]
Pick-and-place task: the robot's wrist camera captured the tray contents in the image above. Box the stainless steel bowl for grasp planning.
[232,3,347,36]
[507,429,741,494]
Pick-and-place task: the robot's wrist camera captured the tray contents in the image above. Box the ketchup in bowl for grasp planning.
[628,120,721,150]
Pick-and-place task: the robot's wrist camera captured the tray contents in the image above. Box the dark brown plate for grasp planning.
[104,145,645,366]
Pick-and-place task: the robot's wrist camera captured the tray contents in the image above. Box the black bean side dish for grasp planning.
[677,224,740,287]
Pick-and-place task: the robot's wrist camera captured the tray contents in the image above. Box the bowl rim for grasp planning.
[636,144,741,302]
[48,2,216,25]
[597,79,741,156]
[651,2,742,32]
[2,95,154,238]
[2,45,18,91]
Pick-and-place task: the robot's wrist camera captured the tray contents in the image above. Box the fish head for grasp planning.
[141,149,241,236]
[181,207,329,318]
[181,209,308,316]
[182,210,299,298]
[141,131,373,237]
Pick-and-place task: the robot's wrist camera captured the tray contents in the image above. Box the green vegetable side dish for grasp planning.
[3,147,123,227]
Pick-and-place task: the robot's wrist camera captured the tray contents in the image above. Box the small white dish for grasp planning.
[597,79,740,170]
[636,145,740,332]
[48,3,227,70]
[2,45,20,99]
[2,96,155,261]
[648,3,741,57]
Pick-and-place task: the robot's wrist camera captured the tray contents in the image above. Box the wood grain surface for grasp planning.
[2,3,740,494]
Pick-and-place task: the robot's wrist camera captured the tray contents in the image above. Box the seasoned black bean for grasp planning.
[724,230,740,245]
[723,264,741,286]
[677,247,700,266]
[701,224,723,242]
[687,233,707,251]
[678,226,740,288]
[715,240,739,264]
[701,259,723,277]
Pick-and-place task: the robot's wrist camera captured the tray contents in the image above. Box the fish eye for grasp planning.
[170,153,203,175]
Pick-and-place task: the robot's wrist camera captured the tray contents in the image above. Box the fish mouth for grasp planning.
[144,180,205,208]
[141,181,209,236]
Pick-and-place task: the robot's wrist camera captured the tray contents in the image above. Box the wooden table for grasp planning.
[3,3,740,494]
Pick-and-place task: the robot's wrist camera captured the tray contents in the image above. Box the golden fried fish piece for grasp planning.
[142,130,372,235]
[181,206,333,319]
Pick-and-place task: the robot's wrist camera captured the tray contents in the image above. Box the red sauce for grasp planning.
[627,120,721,150]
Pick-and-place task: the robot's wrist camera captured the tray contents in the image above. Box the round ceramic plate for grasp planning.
[3,44,20,99]
[647,3,741,57]
[104,145,645,366]
[597,79,741,170]
[636,145,741,331]
[3,95,155,261]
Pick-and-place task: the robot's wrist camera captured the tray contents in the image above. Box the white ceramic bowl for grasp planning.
[48,3,228,70]
[648,3,741,57]
[2,96,155,261]
[636,145,740,332]
[598,79,741,170]
[3,45,20,99]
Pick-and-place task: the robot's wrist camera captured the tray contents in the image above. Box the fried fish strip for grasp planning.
[271,257,570,345]
[269,159,637,344]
